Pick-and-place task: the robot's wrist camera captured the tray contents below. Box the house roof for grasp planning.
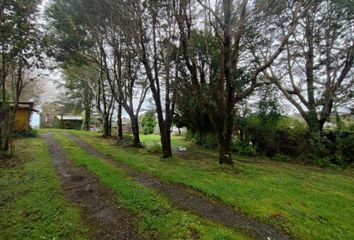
[56,115,83,120]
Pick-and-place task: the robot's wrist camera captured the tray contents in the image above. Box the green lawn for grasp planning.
[64,130,354,240]
[0,137,88,240]
[51,131,248,240]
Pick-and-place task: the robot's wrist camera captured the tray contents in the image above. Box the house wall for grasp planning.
[14,108,30,130]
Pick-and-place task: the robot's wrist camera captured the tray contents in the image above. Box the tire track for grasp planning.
[64,132,293,240]
[42,133,143,240]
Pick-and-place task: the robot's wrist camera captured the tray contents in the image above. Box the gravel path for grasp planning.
[64,132,294,240]
[42,133,143,240]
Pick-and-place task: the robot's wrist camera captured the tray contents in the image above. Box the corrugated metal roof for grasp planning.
[56,115,83,120]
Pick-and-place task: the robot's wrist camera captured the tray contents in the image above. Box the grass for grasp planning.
[64,129,354,240]
[0,137,87,240]
[51,131,249,240]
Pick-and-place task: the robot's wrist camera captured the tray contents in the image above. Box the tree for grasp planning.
[103,24,149,147]
[269,0,354,143]
[141,110,157,135]
[174,31,217,140]
[1,0,41,153]
[175,0,306,164]
[59,65,94,131]
[117,0,178,157]
[47,0,115,137]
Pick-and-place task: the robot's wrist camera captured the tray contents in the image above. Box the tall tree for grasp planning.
[47,0,114,137]
[117,0,178,157]
[59,65,94,131]
[175,0,306,164]
[0,0,41,152]
[269,0,354,141]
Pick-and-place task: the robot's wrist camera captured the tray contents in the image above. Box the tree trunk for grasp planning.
[130,115,141,147]
[305,11,321,142]
[2,108,14,152]
[117,102,123,140]
[142,66,172,157]
[83,107,91,131]
[2,111,9,152]
[102,114,110,138]
[217,134,233,165]
[159,122,172,158]
[212,100,234,165]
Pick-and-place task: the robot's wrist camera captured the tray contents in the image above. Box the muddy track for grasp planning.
[64,132,294,240]
[42,133,143,240]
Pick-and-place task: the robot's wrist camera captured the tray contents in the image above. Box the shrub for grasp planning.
[203,133,218,149]
[116,135,135,147]
[192,131,204,145]
[141,110,157,135]
[321,131,354,166]
[276,116,307,135]
[231,139,258,156]
[185,131,194,141]
[146,142,162,154]
[187,131,218,149]
[12,129,38,138]
[273,154,290,162]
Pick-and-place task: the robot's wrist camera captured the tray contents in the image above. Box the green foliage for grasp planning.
[187,131,218,149]
[116,135,137,147]
[231,139,258,157]
[174,31,216,136]
[235,86,282,157]
[140,110,157,135]
[145,142,162,154]
[273,154,290,163]
[12,129,38,138]
[204,133,218,149]
[318,132,354,167]
[46,0,95,64]
[0,0,42,63]
[59,66,94,115]
[276,116,307,134]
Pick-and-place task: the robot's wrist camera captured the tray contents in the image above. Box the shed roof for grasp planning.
[56,115,83,120]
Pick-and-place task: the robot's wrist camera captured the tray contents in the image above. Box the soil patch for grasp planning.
[65,132,293,240]
[42,133,142,240]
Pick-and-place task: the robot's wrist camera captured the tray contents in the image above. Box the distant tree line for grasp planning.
[45,0,353,165]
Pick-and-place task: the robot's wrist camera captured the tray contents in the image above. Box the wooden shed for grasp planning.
[13,102,36,130]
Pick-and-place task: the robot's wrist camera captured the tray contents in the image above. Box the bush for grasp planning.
[187,131,218,149]
[12,129,37,138]
[145,142,162,154]
[231,139,258,156]
[203,133,218,149]
[273,154,290,162]
[116,135,134,147]
[276,116,307,135]
[185,131,194,141]
[321,131,354,166]
[141,110,157,135]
